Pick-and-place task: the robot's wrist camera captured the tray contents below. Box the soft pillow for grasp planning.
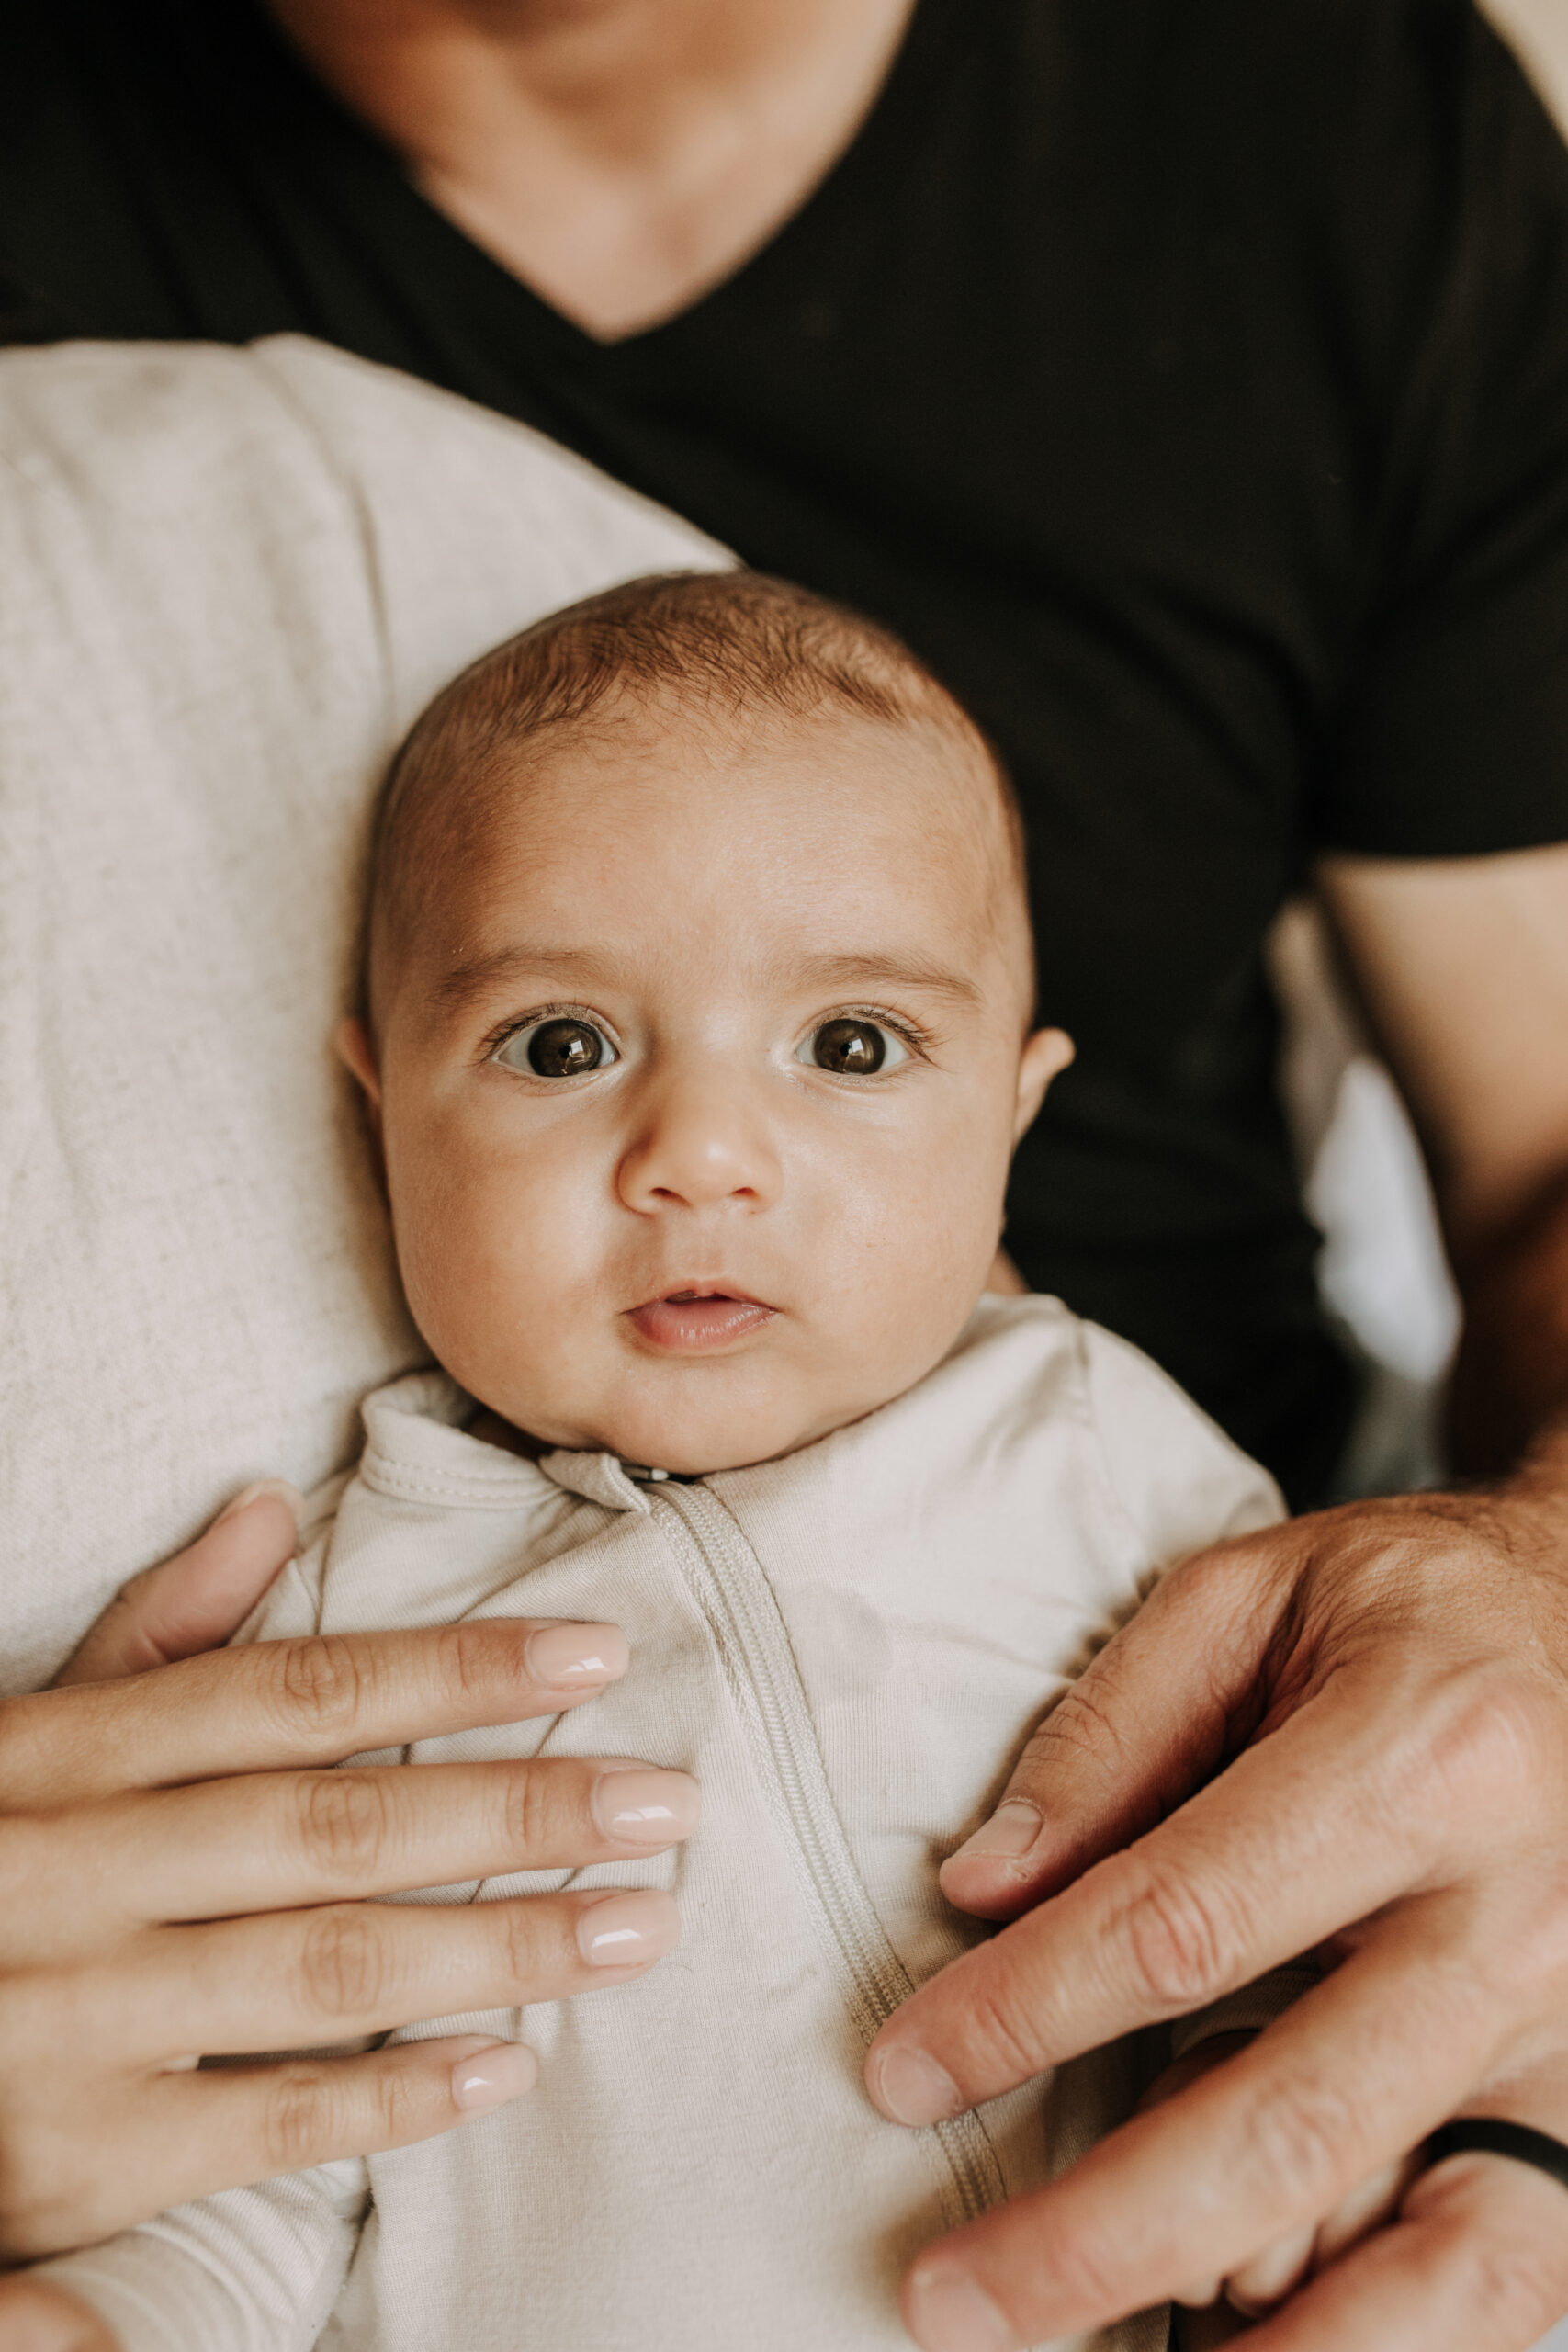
[0,336,728,1691]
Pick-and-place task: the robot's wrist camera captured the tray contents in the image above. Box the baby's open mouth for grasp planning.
[626,1286,777,1353]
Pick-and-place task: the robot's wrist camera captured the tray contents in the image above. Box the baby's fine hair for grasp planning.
[366,569,1026,1012]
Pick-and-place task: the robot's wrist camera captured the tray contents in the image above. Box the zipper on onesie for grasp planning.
[646,1478,1006,2231]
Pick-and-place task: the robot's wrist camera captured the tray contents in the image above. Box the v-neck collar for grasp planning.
[251,0,957,363]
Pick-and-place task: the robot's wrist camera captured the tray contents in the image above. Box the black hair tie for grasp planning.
[1425,2120,1568,2194]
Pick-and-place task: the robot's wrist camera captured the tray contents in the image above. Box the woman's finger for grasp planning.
[0,2277,120,2351]
[0,1618,630,1807]
[1,1758,700,1954]
[4,2035,539,2263]
[32,1886,682,2064]
[55,1485,306,1687]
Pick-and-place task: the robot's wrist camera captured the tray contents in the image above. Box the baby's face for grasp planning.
[347,697,1069,1473]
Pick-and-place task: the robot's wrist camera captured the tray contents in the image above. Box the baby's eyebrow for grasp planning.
[784,953,985,1011]
[429,944,617,1011]
[426,944,985,1015]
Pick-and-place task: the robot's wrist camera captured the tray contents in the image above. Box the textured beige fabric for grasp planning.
[0,337,727,1692]
[44,1296,1280,2352]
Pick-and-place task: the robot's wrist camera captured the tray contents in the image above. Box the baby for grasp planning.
[39,573,1285,2352]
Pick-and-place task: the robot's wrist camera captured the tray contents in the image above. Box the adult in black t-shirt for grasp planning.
[5,2,1568,2345]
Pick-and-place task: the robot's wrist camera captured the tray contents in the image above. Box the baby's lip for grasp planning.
[625,1283,778,1353]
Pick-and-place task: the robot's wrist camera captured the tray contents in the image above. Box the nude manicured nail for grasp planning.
[451,2040,538,2111]
[215,1477,307,1531]
[953,1799,1041,1862]
[869,2043,964,2126]
[576,1890,681,1966]
[592,1766,700,1845]
[525,1622,630,1688]
[906,2264,1013,2352]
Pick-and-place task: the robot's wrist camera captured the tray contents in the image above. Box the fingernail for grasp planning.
[451,2039,538,2111]
[215,1478,307,1532]
[592,1766,701,1845]
[906,2264,1013,2352]
[953,1800,1042,1863]
[526,1622,630,1688]
[869,2043,964,2126]
[577,1889,681,1967]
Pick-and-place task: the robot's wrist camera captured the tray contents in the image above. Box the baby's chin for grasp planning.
[491,1379,894,1479]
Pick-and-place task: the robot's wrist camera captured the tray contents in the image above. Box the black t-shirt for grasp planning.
[7,0,1568,1503]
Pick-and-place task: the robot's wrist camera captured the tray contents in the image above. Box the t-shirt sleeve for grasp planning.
[1081,1319,1285,1576]
[1323,4,1568,857]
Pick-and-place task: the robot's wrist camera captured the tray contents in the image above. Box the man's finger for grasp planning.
[3,2035,539,2262]
[1210,2150,1568,2352]
[48,1886,682,2061]
[0,1619,630,1807]
[939,1532,1292,1920]
[0,2278,120,2351]
[869,1641,1543,2117]
[55,1485,307,1687]
[3,1758,700,1950]
[891,1924,1506,2347]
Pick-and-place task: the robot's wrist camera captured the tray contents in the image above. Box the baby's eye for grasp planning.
[494,1015,619,1079]
[799,1017,909,1076]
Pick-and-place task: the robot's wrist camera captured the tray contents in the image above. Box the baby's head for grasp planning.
[341,571,1072,1474]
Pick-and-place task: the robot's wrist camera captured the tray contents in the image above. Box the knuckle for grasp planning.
[964,1972,1053,2086]
[270,1634,370,1741]
[298,1771,396,1883]
[494,1898,550,1992]
[370,2055,423,2147]
[1237,2069,1356,2212]
[1116,1859,1242,2011]
[1449,2222,1566,2341]
[262,2063,342,2174]
[440,1623,503,1708]
[1024,1679,1129,1783]
[500,1762,566,1860]
[1423,1674,1558,1819]
[297,1905,389,2022]
[1026,2213,1124,2320]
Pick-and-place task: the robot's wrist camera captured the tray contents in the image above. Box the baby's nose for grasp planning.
[615,1074,782,1213]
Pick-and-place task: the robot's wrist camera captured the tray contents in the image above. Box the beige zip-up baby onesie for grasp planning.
[45,1296,1281,2352]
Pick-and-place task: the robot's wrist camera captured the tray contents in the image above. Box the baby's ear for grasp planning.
[334,1016,383,1125]
[1013,1026,1074,1142]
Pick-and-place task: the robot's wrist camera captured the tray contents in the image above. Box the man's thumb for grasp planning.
[55,1481,305,1686]
[938,1537,1281,1920]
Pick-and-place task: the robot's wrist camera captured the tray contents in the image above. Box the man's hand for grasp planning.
[863,1476,1568,2350]
[0,1489,697,2262]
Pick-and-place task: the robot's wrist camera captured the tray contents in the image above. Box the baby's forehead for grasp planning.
[371,667,1032,1023]
[472,694,1016,918]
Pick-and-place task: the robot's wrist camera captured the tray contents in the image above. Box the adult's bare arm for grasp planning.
[863,845,1568,2350]
[0,1490,695,2265]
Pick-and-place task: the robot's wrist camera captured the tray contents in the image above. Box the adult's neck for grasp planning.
[265,0,917,338]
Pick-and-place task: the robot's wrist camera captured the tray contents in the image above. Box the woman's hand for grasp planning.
[0,1488,696,2263]
[0,2277,118,2350]
[863,1473,1568,2350]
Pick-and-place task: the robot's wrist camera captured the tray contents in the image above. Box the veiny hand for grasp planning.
[0,1487,697,2263]
[863,1475,1568,2351]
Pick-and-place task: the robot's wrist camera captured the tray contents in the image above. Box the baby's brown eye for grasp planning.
[495,1016,617,1078]
[807,1017,903,1075]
